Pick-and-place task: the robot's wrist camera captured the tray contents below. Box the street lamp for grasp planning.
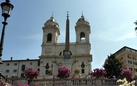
[135,21,137,35]
[0,0,14,64]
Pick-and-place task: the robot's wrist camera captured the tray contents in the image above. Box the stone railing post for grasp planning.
[95,79,102,86]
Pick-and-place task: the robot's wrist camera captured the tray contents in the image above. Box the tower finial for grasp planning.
[67,11,69,18]
[52,12,54,17]
[81,11,83,16]
[81,11,84,18]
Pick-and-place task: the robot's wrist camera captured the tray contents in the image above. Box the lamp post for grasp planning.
[135,21,137,36]
[0,0,14,64]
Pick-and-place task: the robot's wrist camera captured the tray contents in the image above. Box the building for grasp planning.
[0,58,40,78]
[114,46,137,77]
[0,14,92,79]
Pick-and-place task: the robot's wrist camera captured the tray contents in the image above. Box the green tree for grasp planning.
[103,54,123,78]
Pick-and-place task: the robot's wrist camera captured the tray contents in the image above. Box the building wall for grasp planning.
[115,46,137,77]
[0,59,39,78]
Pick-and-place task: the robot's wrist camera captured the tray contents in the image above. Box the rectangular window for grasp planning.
[38,60,40,66]
[37,68,40,71]
[81,69,85,74]
[13,69,17,73]
[21,65,25,71]
[129,68,133,71]
[14,63,17,66]
[45,70,49,74]
[6,70,9,73]
[21,73,25,78]
[6,63,10,66]
[30,62,32,65]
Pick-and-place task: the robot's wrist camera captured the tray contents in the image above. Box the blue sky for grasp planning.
[0,0,137,70]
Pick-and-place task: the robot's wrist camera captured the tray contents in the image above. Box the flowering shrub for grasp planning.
[24,68,40,79]
[57,66,71,78]
[91,68,107,78]
[122,68,134,81]
[0,81,6,86]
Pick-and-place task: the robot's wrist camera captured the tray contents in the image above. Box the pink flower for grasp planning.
[91,68,107,78]
[24,68,40,79]
[57,66,71,78]
[122,68,134,81]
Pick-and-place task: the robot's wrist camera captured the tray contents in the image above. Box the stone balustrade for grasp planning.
[7,78,127,86]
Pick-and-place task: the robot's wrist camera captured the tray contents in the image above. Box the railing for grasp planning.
[7,78,125,86]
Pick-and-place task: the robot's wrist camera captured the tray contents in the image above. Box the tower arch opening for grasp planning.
[80,32,86,42]
[47,33,52,43]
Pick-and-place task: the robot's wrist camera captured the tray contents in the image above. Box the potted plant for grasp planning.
[74,69,80,75]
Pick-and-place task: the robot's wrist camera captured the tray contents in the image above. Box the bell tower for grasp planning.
[41,16,60,56]
[75,14,90,44]
[42,16,60,44]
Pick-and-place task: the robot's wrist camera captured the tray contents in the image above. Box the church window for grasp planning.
[81,69,85,73]
[81,62,85,74]
[45,63,50,74]
[45,70,50,74]
[59,52,62,56]
[47,33,52,43]
[45,63,49,69]
[59,50,72,56]
[81,62,85,68]
[80,32,86,42]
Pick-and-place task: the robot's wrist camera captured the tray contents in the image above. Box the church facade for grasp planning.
[0,14,92,79]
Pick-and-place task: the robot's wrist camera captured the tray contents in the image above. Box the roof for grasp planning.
[2,59,39,62]
[114,46,137,55]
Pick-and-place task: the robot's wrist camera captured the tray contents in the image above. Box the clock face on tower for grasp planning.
[45,48,52,54]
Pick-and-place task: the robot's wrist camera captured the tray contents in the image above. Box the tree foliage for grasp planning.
[103,54,123,78]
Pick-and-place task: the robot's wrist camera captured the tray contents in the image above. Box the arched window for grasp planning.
[45,63,49,74]
[59,50,72,56]
[80,32,86,42]
[81,62,85,74]
[47,33,52,43]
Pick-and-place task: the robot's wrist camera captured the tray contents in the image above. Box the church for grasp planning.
[0,14,92,78]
